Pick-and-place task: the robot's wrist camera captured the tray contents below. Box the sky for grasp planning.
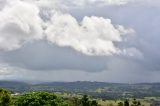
[0,0,160,83]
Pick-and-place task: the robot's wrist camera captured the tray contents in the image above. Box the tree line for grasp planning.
[0,88,145,106]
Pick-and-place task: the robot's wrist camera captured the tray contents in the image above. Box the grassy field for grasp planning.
[55,92,160,106]
[98,99,151,106]
[56,92,154,106]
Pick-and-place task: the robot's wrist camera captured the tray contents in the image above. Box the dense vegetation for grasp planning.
[0,88,12,106]
[15,92,68,106]
[0,88,100,106]
[0,88,148,106]
[1,81,160,106]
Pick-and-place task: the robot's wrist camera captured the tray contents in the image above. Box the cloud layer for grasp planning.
[0,0,159,83]
[0,0,133,56]
[0,0,43,51]
[46,14,133,55]
[70,0,129,7]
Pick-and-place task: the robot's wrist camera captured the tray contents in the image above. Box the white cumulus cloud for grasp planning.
[70,0,129,7]
[45,13,133,56]
[0,0,136,56]
[0,0,43,51]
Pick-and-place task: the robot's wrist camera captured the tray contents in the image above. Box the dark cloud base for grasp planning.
[1,40,108,72]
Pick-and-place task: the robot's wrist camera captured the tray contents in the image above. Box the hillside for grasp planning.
[1,81,160,99]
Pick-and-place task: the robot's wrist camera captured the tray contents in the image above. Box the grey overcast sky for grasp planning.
[0,0,160,83]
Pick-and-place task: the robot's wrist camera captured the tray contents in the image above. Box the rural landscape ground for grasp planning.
[0,81,160,106]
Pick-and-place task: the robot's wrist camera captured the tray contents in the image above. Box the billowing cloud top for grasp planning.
[0,0,133,56]
[70,0,129,6]
[0,0,159,83]
[0,0,44,50]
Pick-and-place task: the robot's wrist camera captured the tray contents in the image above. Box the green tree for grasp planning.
[15,92,68,106]
[0,88,13,106]
[118,102,123,106]
[69,97,81,106]
[81,95,90,106]
[80,95,99,106]
[124,99,129,106]
[131,99,143,106]
[90,100,98,106]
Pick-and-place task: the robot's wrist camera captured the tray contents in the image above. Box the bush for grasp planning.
[0,88,13,106]
[15,92,69,106]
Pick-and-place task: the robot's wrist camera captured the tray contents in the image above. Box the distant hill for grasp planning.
[0,81,30,92]
[1,81,160,99]
[34,81,120,91]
